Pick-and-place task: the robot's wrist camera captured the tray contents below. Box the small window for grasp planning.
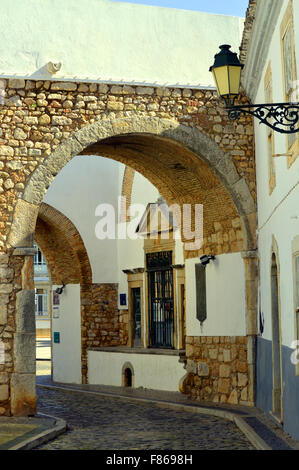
[35,288,49,316]
[264,63,276,194]
[280,0,299,162]
[34,243,46,265]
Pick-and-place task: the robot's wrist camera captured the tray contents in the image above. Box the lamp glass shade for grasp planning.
[209,45,243,106]
[212,65,241,102]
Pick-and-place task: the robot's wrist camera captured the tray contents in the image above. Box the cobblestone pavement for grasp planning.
[34,387,254,450]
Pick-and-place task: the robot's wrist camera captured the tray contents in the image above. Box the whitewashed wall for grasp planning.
[52,284,82,384]
[185,253,247,337]
[253,0,299,346]
[44,155,120,284]
[88,350,185,391]
[0,0,243,87]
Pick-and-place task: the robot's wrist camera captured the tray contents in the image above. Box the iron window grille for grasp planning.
[146,251,174,349]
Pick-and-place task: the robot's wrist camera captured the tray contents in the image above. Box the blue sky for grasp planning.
[110,0,249,17]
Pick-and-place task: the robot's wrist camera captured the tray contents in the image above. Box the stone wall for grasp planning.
[0,80,255,250]
[182,335,253,406]
[0,253,16,415]
[0,249,36,416]
[0,78,257,415]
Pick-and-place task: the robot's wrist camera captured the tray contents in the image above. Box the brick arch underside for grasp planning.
[81,134,247,257]
[34,202,92,286]
[17,117,256,256]
[120,166,135,223]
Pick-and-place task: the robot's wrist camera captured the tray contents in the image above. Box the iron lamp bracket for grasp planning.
[226,102,299,134]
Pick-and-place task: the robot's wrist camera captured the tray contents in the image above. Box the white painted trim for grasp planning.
[0,74,217,90]
[241,0,283,102]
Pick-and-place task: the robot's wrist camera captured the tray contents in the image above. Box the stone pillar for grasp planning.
[242,250,259,406]
[10,247,37,416]
[0,253,14,415]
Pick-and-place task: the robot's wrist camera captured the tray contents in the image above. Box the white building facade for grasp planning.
[242,0,299,439]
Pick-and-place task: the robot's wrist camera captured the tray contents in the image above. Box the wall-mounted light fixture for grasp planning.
[209,44,299,134]
[199,254,215,267]
[55,283,65,295]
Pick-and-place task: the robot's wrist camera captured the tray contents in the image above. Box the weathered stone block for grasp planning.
[39,114,51,125]
[107,101,124,111]
[241,387,248,401]
[16,290,36,333]
[0,284,13,294]
[136,87,154,95]
[0,384,9,401]
[223,349,231,362]
[236,360,248,373]
[198,362,209,377]
[0,267,13,282]
[6,160,23,170]
[218,378,230,394]
[0,255,9,265]
[98,83,109,94]
[227,389,239,404]
[10,373,36,416]
[13,333,36,373]
[5,95,22,106]
[51,115,72,126]
[24,116,38,125]
[156,87,171,97]
[185,343,194,357]
[123,85,135,95]
[186,360,197,374]
[7,199,38,247]
[51,82,77,91]
[0,373,8,384]
[219,364,231,378]
[14,128,27,140]
[77,83,89,92]
[0,146,14,156]
[237,373,248,387]
[8,79,25,89]
[208,348,218,359]
[0,304,7,325]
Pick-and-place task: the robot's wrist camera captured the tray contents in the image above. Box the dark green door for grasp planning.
[132,288,141,347]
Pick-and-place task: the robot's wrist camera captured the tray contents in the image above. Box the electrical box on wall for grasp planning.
[120,293,127,306]
[54,332,60,343]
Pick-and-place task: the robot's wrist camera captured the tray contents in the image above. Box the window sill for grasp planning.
[87,346,185,356]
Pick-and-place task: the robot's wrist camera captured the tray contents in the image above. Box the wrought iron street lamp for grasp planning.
[210,44,299,134]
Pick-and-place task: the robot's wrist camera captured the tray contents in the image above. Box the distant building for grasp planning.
[34,243,51,338]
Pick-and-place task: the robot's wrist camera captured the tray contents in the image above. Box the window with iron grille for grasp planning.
[35,288,49,316]
[146,251,174,348]
[34,243,46,265]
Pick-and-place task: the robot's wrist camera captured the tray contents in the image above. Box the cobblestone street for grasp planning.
[34,387,254,450]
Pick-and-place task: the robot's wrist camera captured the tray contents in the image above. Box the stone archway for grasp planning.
[2,115,257,416]
[8,117,256,251]
[35,202,92,286]
[34,203,93,385]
